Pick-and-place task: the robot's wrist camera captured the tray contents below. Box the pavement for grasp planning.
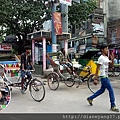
[0,74,120,113]
[109,76,120,88]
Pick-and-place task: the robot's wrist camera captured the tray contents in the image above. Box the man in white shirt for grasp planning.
[87,44,119,112]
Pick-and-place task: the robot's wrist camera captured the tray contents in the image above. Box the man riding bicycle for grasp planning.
[20,46,34,94]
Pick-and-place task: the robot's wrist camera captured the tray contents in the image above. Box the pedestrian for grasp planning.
[87,43,119,112]
[20,46,34,94]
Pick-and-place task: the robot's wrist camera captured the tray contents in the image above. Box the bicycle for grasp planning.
[0,64,45,102]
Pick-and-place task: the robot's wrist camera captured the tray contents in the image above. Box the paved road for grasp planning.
[1,76,120,113]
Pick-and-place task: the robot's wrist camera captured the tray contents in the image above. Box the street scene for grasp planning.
[0,0,120,119]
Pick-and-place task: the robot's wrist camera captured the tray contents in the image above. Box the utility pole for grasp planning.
[44,0,59,52]
[51,1,57,52]
[60,4,68,48]
[61,4,68,33]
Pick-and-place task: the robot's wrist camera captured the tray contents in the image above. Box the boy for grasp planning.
[87,44,119,112]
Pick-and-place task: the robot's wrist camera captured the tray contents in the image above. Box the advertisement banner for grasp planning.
[60,0,72,6]
[53,12,62,35]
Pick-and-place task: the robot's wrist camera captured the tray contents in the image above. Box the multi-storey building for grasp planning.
[68,0,105,56]
[106,0,120,64]
[107,0,120,46]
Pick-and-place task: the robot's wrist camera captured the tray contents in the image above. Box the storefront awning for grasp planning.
[80,49,100,59]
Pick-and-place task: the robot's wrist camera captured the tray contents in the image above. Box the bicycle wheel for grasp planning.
[64,77,75,87]
[47,72,59,90]
[29,78,45,102]
[87,75,101,93]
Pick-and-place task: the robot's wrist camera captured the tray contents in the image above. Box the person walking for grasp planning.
[87,43,119,112]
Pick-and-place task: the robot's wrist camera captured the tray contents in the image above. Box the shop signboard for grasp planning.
[68,47,75,53]
[60,0,72,6]
[0,44,12,51]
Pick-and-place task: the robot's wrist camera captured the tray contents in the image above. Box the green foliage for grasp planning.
[0,0,97,35]
[68,0,97,26]
[0,0,50,54]
[0,0,47,35]
[0,0,97,53]
[0,35,4,42]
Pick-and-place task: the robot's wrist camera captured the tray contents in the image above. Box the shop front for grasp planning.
[109,47,120,72]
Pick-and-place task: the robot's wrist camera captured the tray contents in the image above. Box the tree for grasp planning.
[0,0,97,54]
[0,0,50,54]
[68,0,97,32]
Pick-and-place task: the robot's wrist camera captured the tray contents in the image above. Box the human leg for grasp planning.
[89,78,105,99]
[66,67,72,75]
[105,78,119,112]
[67,62,73,74]
[87,78,106,105]
[104,78,115,107]
[62,64,72,75]
[20,70,26,94]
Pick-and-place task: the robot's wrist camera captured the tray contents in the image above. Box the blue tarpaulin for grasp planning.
[0,61,18,64]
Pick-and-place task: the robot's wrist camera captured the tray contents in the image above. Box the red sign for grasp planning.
[60,0,72,6]
[53,12,62,35]
[0,44,12,50]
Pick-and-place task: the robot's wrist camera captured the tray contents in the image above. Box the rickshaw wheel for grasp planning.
[64,77,75,87]
[87,74,101,93]
[47,72,59,90]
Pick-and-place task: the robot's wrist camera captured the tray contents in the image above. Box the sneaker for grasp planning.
[87,97,93,106]
[110,106,119,112]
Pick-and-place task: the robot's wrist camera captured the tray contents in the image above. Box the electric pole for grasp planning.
[60,4,68,48]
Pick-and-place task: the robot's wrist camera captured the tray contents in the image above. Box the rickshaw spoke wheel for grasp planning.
[47,73,59,90]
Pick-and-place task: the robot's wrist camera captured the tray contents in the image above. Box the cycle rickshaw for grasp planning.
[46,50,101,93]
[0,54,45,102]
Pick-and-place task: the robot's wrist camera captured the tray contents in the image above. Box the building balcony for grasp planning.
[93,8,103,14]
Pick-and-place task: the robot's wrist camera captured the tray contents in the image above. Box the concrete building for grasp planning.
[67,0,105,57]
[108,0,120,21]
[94,0,120,47]
[106,0,120,47]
